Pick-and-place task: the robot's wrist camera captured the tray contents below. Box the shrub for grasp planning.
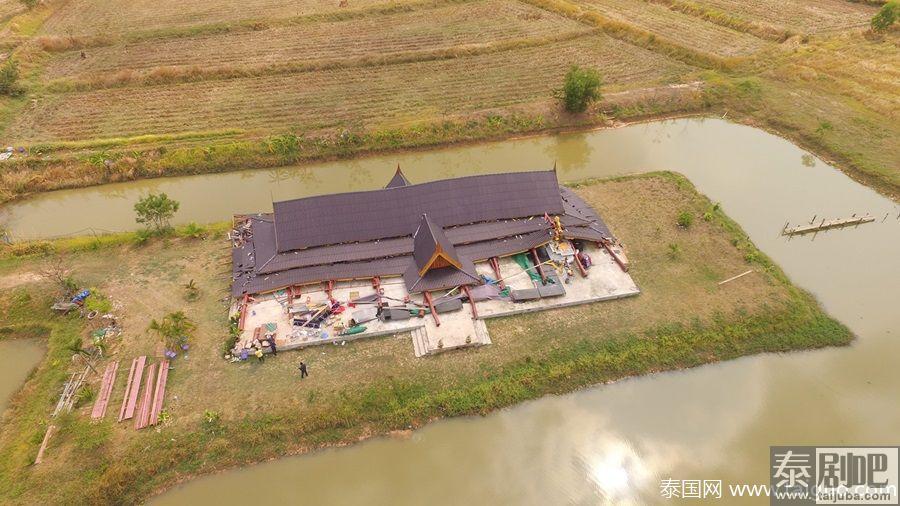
[667,242,682,260]
[0,59,23,96]
[133,228,153,245]
[557,65,602,113]
[676,210,694,228]
[179,222,206,238]
[871,1,899,32]
[134,192,179,232]
[149,311,195,352]
[9,240,55,257]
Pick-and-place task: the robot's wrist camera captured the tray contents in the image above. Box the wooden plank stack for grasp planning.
[134,363,157,429]
[118,356,147,421]
[149,359,170,426]
[90,361,119,420]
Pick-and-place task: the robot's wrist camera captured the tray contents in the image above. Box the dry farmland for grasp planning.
[689,0,875,34]
[39,0,417,36]
[575,0,771,57]
[0,0,896,201]
[0,0,24,23]
[41,0,591,82]
[9,34,692,142]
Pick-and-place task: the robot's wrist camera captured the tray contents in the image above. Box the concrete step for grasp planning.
[473,319,492,346]
[411,326,429,358]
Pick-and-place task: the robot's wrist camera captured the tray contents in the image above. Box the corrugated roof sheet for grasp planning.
[273,170,563,251]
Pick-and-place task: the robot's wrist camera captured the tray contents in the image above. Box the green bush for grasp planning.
[134,193,179,232]
[871,1,899,32]
[676,210,694,228]
[178,222,206,238]
[0,59,23,97]
[558,65,602,113]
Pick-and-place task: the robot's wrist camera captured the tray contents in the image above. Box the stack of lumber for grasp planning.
[118,356,147,421]
[90,361,119,420]
[135,359,170,430]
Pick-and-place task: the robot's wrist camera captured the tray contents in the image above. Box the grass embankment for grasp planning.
[0,173,851,504]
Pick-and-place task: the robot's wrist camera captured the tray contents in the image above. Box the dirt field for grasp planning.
[39,0,416,35]
[41,0,590,82]
[575,0,770,57]
[688,0,875,34]
[0,0,896,202]
[9,34,692,142]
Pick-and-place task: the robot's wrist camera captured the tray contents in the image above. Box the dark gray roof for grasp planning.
[232,173,616,297]
[273,170,563,252]
[412,213,460,271]
[385,166,411,188]
[403,256,481,293]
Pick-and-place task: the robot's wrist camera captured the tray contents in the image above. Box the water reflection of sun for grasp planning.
[583,441,652,504]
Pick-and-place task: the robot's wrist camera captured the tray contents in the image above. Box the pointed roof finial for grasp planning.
[385,164,411,188]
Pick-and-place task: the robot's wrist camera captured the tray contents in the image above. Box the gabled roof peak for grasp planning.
[385,165,411,188]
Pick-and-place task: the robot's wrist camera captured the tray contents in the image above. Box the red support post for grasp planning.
[462,285,478,320]
[323,280,336,304]
[570,241,588,277]
[490,257,506,289]
[371,276,383,307]
[423,291,440,326]
[530,248,547,284]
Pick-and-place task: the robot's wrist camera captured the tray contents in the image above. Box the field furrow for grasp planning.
[573,0,769,57]
[42,0,589,81]
[688,0,876,34]
[8,35,694,142]
[40,0,419,36]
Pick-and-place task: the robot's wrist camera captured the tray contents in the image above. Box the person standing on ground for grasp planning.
[269,337,277,356]
[298,361,308,378]
[255,348,264,363]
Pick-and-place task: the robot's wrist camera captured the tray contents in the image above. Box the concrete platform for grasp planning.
[235,243,638,359]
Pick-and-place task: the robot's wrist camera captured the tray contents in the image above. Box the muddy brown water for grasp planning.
[1,118,898,504]
[0,339,44,414]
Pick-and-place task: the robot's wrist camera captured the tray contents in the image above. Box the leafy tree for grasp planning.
[558,65,602,113]
[134,192,179,232]
[0,59,23,96]
[871,1,899,32]
[149,311,196,351]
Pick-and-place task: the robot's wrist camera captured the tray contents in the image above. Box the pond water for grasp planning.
[0,339,44,414]
[3,118,897,504]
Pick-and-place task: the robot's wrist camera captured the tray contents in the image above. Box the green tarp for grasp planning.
[513,253,543,284]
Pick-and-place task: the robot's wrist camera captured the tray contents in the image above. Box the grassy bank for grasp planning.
[0,173,851,504]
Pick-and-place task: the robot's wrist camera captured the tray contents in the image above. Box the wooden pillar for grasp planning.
[490,257,505,289]
[599,240,628,273]
[424,291,440,326]
[238,293,249,331]
[462,285,478,320]
[323,280,336,304]
[371,276,383,307]
[570,241,588,277]
[530,248,547,284]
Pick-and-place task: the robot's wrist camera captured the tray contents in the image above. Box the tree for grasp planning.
[558,65,602,113]
[134,192,179,232]
[871,1,899,32]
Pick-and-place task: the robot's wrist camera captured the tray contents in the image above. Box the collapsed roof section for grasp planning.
[232,169,614,296]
